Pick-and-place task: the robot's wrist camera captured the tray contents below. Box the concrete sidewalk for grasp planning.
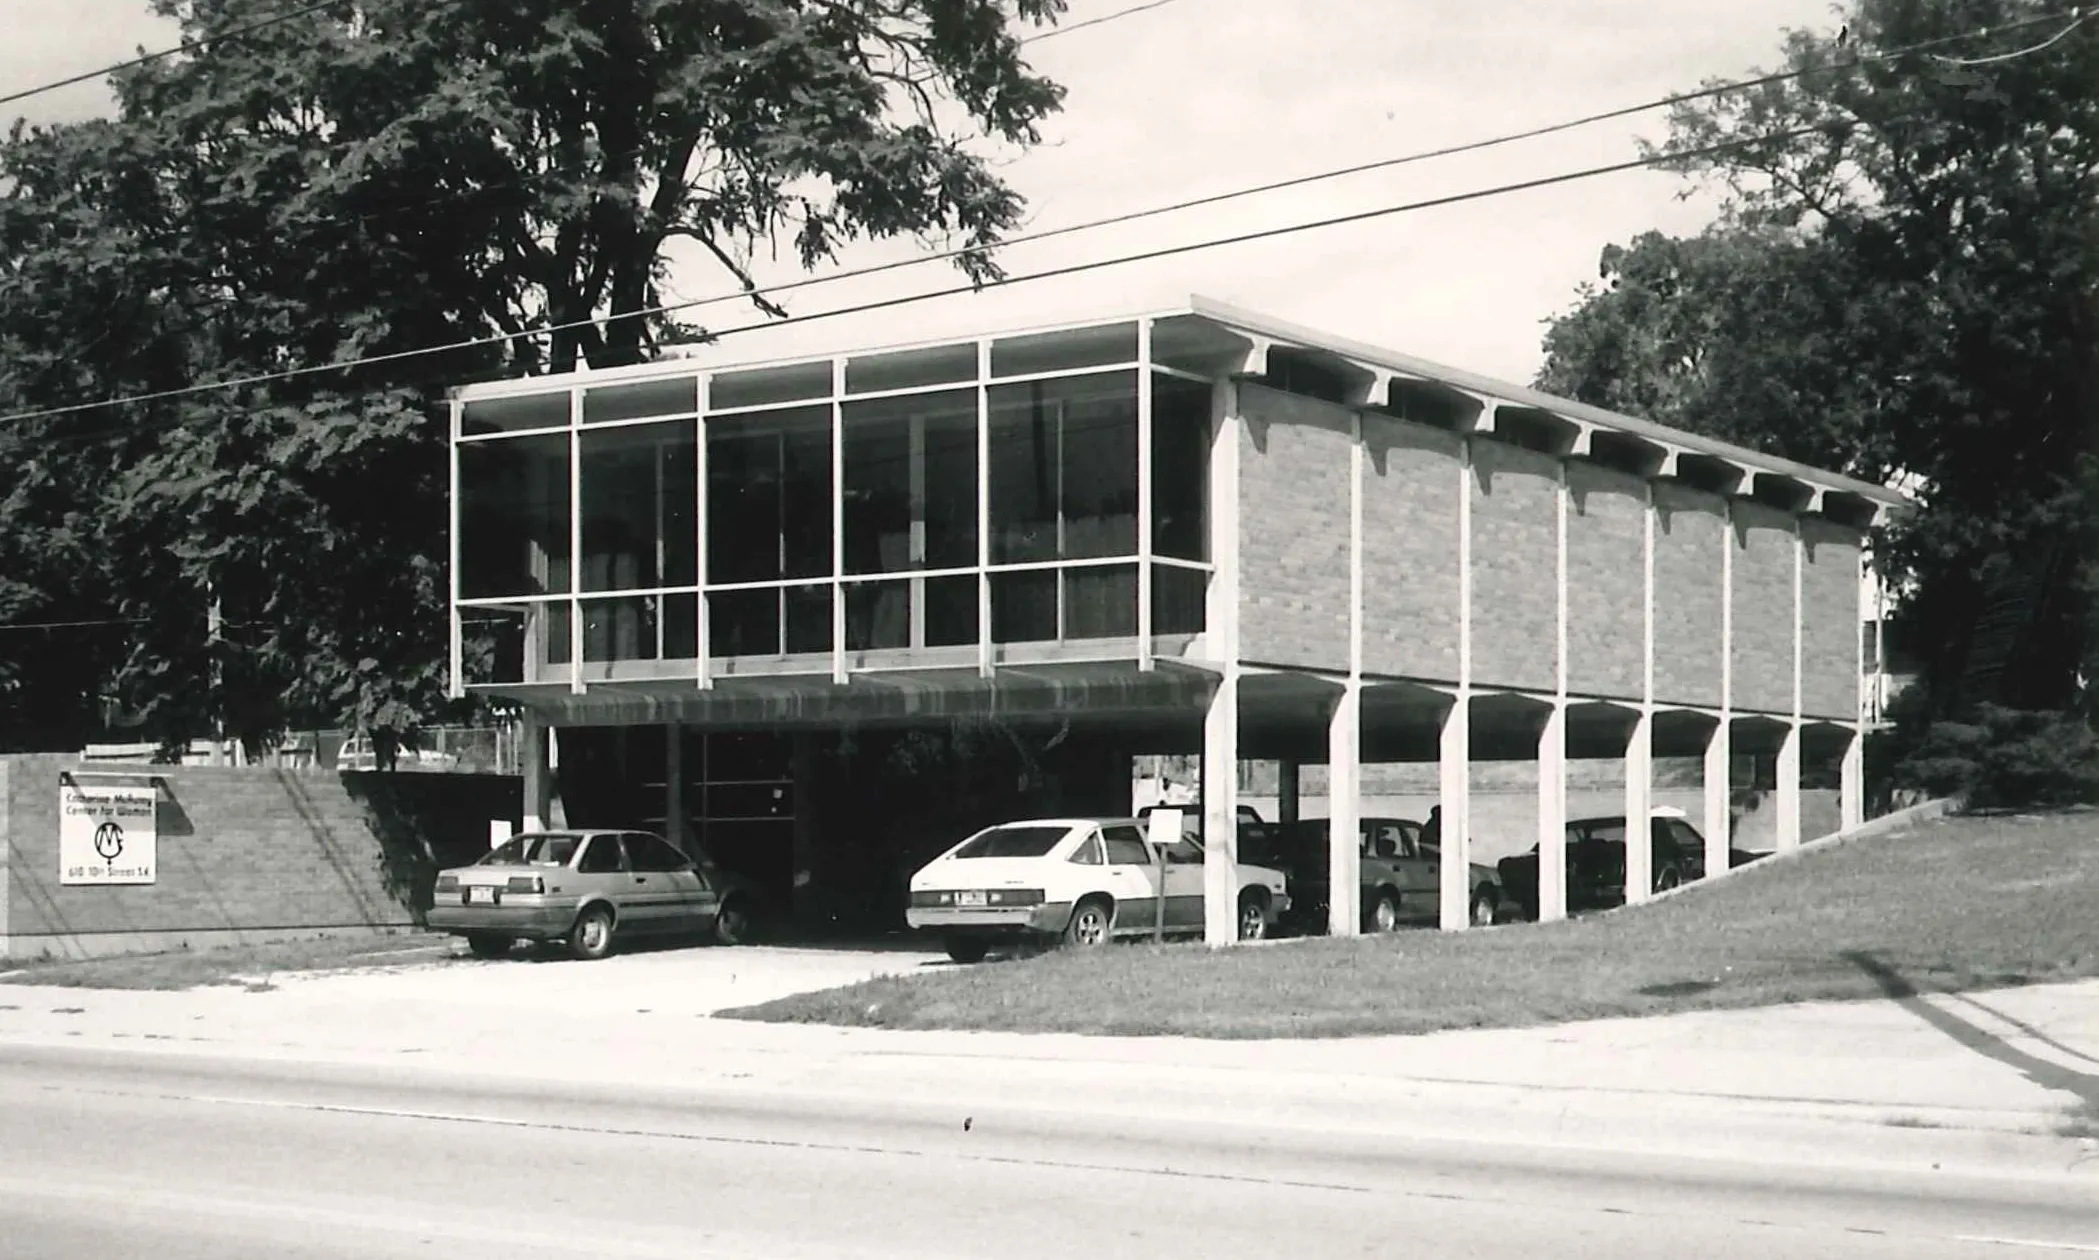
[2,953,2097,1184]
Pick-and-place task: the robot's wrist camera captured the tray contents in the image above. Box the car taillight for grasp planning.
[506,875,544,895]
[435,874,459,893]
[988,889,1044,906]
[910,890,955,907]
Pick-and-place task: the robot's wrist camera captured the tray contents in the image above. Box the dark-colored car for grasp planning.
[1497,810,1711,920]
[1248,816,1505,933]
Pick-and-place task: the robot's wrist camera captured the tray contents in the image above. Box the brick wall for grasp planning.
[1652,483,1727,709]
[1801,518,1863,720]
[1563,461,1646,698]
[1360,411,1463,682]
[2,755,520,960]
[1469,441,1560,694]
[1236,383,1354,671]
[1730,502,1797,715]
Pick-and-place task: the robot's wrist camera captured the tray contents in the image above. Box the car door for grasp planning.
[625,833,714,933]
[1157,836,1209,929]
[574,833,635,922]
[1098,826,1159,936]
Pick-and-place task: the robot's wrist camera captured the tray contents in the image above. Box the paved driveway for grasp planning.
[268,938,951,1017]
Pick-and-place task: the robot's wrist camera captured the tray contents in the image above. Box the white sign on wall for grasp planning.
[59,782,158,886]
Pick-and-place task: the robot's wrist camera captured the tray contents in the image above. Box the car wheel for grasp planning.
[1063,896,1114,948]
[1237,891,1269,942]
[568,905,617,961]
[1470,888,1499,928]
[944,936,989,965]
[465,932,512,960]
[712,895,753,946]
[1367,889,1402,934]
[1654,865,1682,893]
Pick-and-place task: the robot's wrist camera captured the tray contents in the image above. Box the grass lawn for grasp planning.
[721,810,2099,1038]
[0,932,458,991]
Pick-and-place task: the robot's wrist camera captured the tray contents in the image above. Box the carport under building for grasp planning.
[446,295,1905,944]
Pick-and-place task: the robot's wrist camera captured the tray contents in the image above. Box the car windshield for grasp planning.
[478,833,581,867]
[950,825,1072,859]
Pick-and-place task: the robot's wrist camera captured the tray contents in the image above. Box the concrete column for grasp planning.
[1622,710,1654,902]
[1201,675,1241,946]
[1437,695,1471,932]
[1840,726,1865,832]
[1536,702,1567,923]
[1703,720,1732,876]
[665,723,685,851]
[1277,760,1301,825]
[1776,722,1803,851]
[521,718,552,833]
[1326,684,1361,937]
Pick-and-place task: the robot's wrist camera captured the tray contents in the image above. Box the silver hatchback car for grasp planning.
[427,829,762,961]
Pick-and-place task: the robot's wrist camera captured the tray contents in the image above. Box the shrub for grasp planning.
[1897,704,2099,811]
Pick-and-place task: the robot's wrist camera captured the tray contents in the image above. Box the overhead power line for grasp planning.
[0,0,340,111]
[0,4,2079,431]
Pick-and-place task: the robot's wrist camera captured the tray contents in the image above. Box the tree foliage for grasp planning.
[0,0,1067,754]
[1536,0,2099,721]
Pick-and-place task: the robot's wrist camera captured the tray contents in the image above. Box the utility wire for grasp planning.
[1930,6,2090,64]
[0,4,2078,432]
[0,0,341,111]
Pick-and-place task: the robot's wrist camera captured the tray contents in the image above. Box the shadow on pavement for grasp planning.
[1846,950,2099,1140]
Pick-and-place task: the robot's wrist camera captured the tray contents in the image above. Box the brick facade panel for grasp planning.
[1236,384,1353,672]
[1564,461,1644,700]
[1652,483,1726,709]
[1731,501,1797,715]
[1468,441,1559,694]
[1801,518,1862,720]
[1361,413,1462,682]
[5,757,519,953]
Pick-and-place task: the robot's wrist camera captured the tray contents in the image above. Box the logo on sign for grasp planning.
[93,821,126,862]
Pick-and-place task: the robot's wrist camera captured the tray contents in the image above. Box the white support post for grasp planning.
[1202,379,1244,947]
[1623,709,1654,902]
[1136,318,1155,671]
[1437,696,1471,931]
[447,399,464,700]
[1536,701,1567,923]
[1441,434,1474,932]
[830,357,848,685]
[1326,686,1361,937]
[1840,726,1865,832]
[1703,719,1732,876]
[909,411,928,649]
[1201,675,1241,946]
[1776,722,1803,851]
[521,717,551,833]
[568,387,585,695]
[976,339,994,678]
[695,374,712,689]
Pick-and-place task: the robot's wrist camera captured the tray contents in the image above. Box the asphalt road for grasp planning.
[1,1044,2095,1260]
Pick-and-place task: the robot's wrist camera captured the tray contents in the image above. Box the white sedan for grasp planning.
[905,816,1292,963]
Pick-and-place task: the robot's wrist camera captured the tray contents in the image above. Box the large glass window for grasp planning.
[1151,373,1211,562]
[987,371,1138,564]
[457,433,570,599]
[840,389,980,652]
[580,421,697,592]
[706,404,832,584]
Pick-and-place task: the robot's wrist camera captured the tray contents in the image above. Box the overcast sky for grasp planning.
[4,0,1843,385]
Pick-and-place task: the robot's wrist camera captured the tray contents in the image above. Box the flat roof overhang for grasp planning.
[450,294,1911,523]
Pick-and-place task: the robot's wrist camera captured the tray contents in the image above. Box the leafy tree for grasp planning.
[1536,0,2099,722]
[0,0,1068,754]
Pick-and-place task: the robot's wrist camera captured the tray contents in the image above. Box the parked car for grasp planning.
[1250,816,1505,932]
[1497,808,1711,920]
[428,829,763,961]
[905,816,1292,963]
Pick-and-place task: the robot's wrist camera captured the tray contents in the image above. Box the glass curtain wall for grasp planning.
[453,331,1219,684]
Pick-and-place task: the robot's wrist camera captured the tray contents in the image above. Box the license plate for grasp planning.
[466,886,497,906]
[955,890,987,908]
